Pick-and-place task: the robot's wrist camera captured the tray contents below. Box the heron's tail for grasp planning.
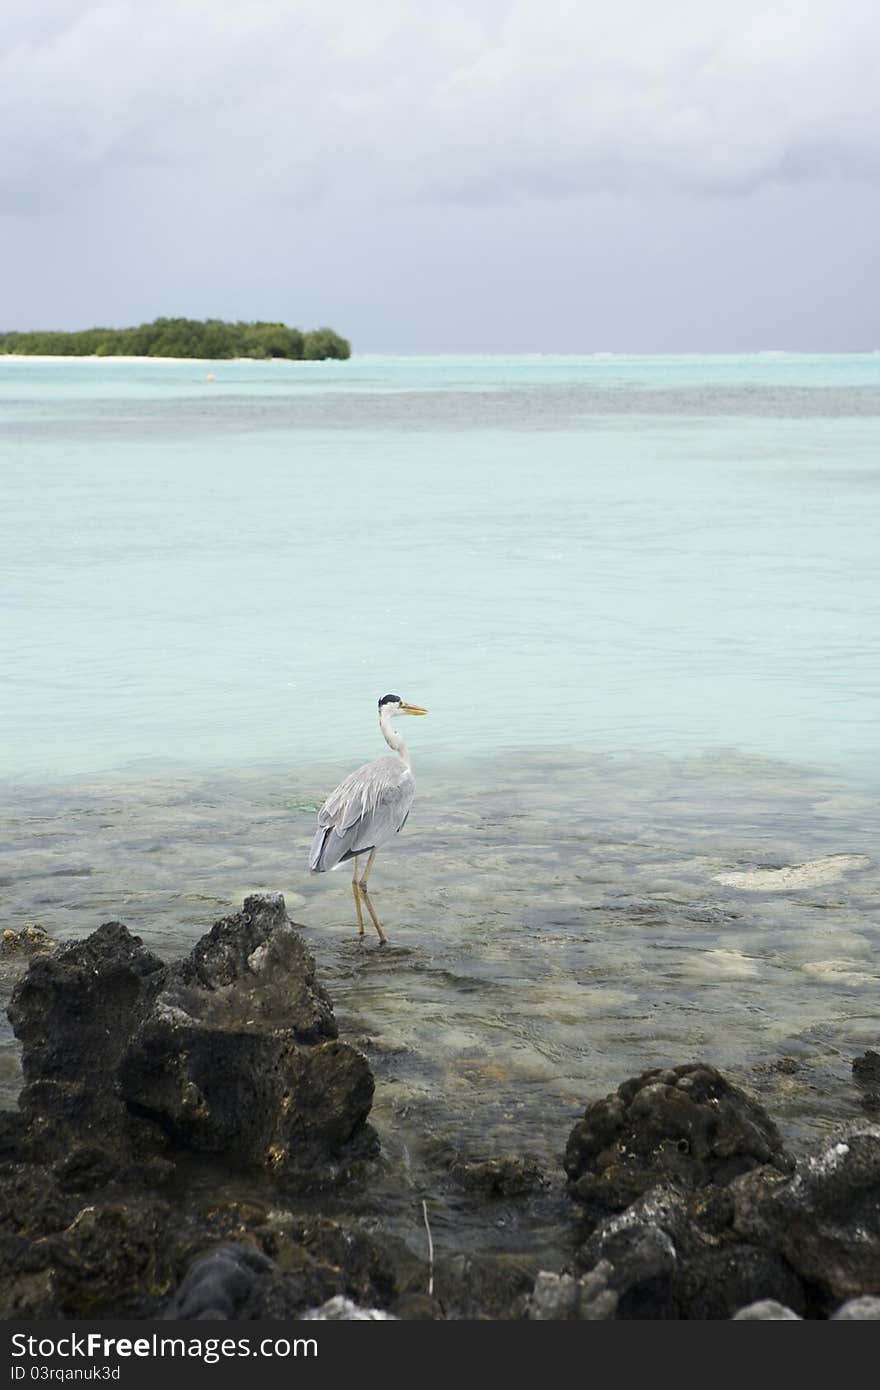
[308,826,332,872]
[309,822,370,872]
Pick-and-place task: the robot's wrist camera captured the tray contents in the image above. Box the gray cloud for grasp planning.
[2,2,879,349]
[2,0,879,211]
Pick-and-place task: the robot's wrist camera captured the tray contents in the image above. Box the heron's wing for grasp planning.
[309,757,416,872]
[318,756,412,832]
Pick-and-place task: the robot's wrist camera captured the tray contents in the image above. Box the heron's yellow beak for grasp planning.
[400,703,428,716]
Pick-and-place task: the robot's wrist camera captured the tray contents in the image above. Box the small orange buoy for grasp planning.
[206,372,215,382]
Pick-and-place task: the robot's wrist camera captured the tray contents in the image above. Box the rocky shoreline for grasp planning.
[1,896,878,1320]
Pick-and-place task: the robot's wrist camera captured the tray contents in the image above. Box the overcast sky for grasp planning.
[2,0,879,351]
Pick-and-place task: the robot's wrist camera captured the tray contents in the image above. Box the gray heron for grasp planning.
[308,694,428,943]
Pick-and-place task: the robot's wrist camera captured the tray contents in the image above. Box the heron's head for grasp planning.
[378,693,428,718]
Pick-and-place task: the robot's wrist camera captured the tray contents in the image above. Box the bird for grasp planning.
[308,694,428,943]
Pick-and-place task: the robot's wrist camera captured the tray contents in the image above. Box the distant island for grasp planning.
[0,317,351,361]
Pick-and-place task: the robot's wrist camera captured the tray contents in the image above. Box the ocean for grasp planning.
[1,353,878,1191]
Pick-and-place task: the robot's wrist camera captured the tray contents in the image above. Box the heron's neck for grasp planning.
[379,710,410,767]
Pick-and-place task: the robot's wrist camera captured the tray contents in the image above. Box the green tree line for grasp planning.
[0,318,351,360]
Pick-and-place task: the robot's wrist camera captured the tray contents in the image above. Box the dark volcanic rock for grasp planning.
[262,1212,400,1308]
[731,1123,880,1303]
[163,1243,276,1320]
[0,1239,58,1319]
[9,922,165,1087]
[7,922,167,1164]
[564,1063,790,1221]
[0,1164,72,1317]
[675,1242,805,1320]
[176,894,336,1042]
[0,1162,77,1238]
[0,895,383,1318]
[45,1198,177,1317]
[579,1220,677,1318]
[0,1110,26,1163]
[120,894,375,1173]
[5,895,376,1182]
[164,1212,406,1321]
[562,1066,808,1319]
[573,1181,804,1320]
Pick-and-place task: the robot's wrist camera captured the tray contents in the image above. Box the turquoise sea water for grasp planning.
[2,352,879,779]
[1,350,878,783]
[1,354,878,1189]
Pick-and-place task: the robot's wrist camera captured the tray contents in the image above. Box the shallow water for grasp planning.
[2,750,877,1161]
[1,355,878,1261]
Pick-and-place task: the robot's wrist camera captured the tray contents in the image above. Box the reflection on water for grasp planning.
[2,748,877,1184]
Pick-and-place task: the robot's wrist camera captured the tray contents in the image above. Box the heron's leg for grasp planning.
[357,850,386,944]
[351,855,365,936]
[360,887,387,945]
[358,848,377,889]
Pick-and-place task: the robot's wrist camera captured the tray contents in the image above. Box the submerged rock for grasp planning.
[853,1051,880,1084]
[564,1062,790,1222]
[1,925,55,959]
[389,1292,444,1320]
[438,1148,547,1198]
[731,1123,880,1303]
[853,1051,880,1113]
[435,1253,540,1320]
